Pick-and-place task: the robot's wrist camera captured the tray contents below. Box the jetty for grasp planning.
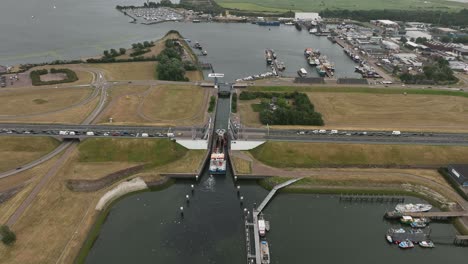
[454,235,468,246]
[246,177,303,264]
[388,229,430,243]
[385,210,468,220]
[339,194,404,203]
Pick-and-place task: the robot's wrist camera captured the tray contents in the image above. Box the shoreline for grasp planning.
[74,177,175,264]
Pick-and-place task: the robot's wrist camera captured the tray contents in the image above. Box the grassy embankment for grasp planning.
[250,141,468,168]
[87,32,203,81]
[0,138,205,264]
[97,84,208,126]
[0,137,60,173]
[216,0,465,12]
[239,86,468,132]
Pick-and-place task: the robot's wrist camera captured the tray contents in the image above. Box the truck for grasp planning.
[69,131,76,136]
[141,133,149,138]
[59,131,68,135]
[318,129,327,134]
[330,129,338,134]
[86,131,94,136]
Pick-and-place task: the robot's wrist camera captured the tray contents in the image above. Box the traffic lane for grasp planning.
[264,135,468,146]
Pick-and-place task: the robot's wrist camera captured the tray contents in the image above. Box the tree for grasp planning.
[0,225,16,245]
[119,48,126,55]
[400,36,408,43]
[415,37,427,44]
[143,41,151,48]
[103,50,110,58]
[440,36,451,43]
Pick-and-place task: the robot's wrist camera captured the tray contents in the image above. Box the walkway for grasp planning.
[252,177,303,264]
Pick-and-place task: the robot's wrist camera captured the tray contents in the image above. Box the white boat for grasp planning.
[398,240,414,249]
[395,203,432,213]
[297,68,307,77]
[258,219,266,237]
[261,241,270,264]
[386,235,393,243]
[419,240,435,248]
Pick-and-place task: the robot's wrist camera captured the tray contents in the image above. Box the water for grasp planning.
[2,2,466,262]
[0,0,359,81]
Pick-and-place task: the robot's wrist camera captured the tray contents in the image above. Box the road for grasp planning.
[236,128,468,146]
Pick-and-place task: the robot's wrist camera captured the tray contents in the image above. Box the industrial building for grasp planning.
[294,12,321,22]
[447,165,468,187]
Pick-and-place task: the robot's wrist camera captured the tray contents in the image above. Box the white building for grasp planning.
[295,12,321,22]
[406,30,432,40]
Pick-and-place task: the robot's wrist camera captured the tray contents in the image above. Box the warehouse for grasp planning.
[294,12,321,22]
[447,165,468,187]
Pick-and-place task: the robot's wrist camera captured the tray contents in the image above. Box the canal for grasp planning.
[85,84,468,263]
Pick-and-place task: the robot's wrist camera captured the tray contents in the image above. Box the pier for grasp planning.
[454,235,468,246]
[385,210,468,220]
[388,229,430,243]
[247,177,303,264]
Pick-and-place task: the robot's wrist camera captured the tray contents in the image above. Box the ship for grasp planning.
[395,203,432,213]
[261,241,270,264]
[316,64,326,77]
[209,129,227,174]
[258,214,266,237]
[265,49,273,65]
[294,22,302,31]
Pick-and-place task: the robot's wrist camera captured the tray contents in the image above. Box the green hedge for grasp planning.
[30,68,78,86]
[231,93,238,113]
[438,167,468,201]
[208,96,216,113]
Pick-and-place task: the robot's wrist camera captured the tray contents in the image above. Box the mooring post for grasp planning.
[237,185,240,196]
[180,206,184,218]
[191,184,194,194]
[186,194,190,204]
[240,196,244,205]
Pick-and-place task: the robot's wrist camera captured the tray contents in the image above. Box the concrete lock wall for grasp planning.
[175,139,209,150]
[230,141,265,150]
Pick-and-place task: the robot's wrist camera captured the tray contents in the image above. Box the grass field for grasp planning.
[310,92,468,131]
[3,92,100,124]
[0,137,60,173]
[250,141,468,168]
[231,156,252,174]
[0,88,92,116]
[216,0,466,12]
[78,138,187,167]
[141,85,207,122]
[239,87,468,131]
[86,62,156,81]
[99,84,208,126]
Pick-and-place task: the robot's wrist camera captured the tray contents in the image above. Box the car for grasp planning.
[16,167,22,170]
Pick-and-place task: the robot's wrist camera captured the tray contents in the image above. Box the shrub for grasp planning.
[208,96,216,112]
[30,68,78,86]
[231,93,238,113]
[0,225,16,245]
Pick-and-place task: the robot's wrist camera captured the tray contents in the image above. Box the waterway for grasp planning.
[3,1,466,262]
[0,0,359,81]
[85,84,468,263]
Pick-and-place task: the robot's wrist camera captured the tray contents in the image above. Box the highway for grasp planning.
[236,128,468,146]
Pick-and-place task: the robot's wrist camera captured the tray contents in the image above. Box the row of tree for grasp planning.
[156,39,188,81]
[399,58,458,85]
[320,9,468,27]
[30,68,78,86]
[103,48,126,58]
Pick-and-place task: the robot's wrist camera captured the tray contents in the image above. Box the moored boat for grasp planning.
[258,214,266,237]
[298,68,307,77]
[386,235,393,243]
[261,241,270,264]
[316,65,326,77]
[419,240,435,248]
[395,203,432,213]
[398,240,414,249]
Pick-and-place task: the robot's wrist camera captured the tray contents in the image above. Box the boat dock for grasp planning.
[247,177,303,264]
[339,194,405,203]
[385,210,468,220]
[388,229,430,243]
[454,235,468,246]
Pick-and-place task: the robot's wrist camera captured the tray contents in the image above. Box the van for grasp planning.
[167,132,175,138]
[318,129,326,134]
[330,130,338,134]
[392,131,401,136]
[86,131,94,136]
[141,133,149,138]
